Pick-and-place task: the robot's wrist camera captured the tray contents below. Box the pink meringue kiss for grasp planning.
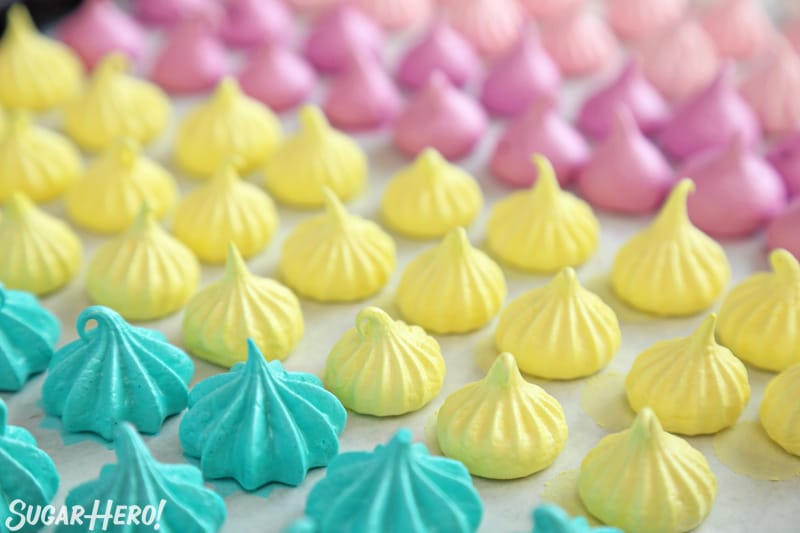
[396,22,480,90]
[767,200,800,259]
[219,0,293,49]
[304,5,384,74]
[491,98,589,187]
[59,0,145,69]
[607,0,686,42]
[740,40,800,137]
[518,0,583,19]
[638,17,718,102]
[445,0,523,57]
[324,53,402,131]
[239,44,315,112]
[577,59,669,139]
[134,0,214,27]
[767,131,800,198]
[150,13,228,94]
[354,0,432,30]
[480,26,561,117]
[660,65,760,161]
[540,6,617,77]
[682,135,787,239]
[578,107,674,214]
[701,0,773,59]
[393,72,487,160]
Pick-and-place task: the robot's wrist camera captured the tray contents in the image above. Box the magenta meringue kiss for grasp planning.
[541,6,617,77]
[767,200,800,259]
[304,5,384,74]
[239,44,315,112]
[219,0,292,49]
[767,131,800,198]
[396,22,479,90]
[683,136,787,239]
[701,0,773,59]
[393,72,486,160]
[740,40,800,137]
[59,0,145,68]
[577,59,669,138]
[491,98,589,187]
[445,0,522,57]
[480,26,561,117]
[639,17,718,102]
[579,107,674,214]
[607,0,686,41]
[150,13,227,94]
[324,53,402,131]
[660,65,760,160]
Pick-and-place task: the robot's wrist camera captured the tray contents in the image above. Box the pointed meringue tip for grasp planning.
[111,138,141,170]
[131,202,157,232]
[442,227,471,255]
[213,77,241,105]
[391,428,414,447]
[114,423,150,462]
[5,192,34,217]
[245,338,266,367]
[620,58,640,81]
[415,148,445,178]
[212,160,241,186]
[300,105,330,138]
[531,154,561,195]
[224,242,250,280]
[486,352,524,388]
[553,267,579,293]
[770,248,800,280]
[96,52,129,79]
[656,178,694,228]
[691,314,718,348]
[631,407,664,440]
[611,105,638,140]
[322,187,349,225]
[0,399,6,434]
[356,306,394,337]
[7,4,34,36]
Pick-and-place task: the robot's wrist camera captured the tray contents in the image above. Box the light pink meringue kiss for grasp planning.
[577,59,669,139]
[683,135,787,239]
[219,0,293,49]
[767,200,800,259]
[239,44,315,112]
[518,0,583,19]
[701,0,773,59]
[491,98,589,187]
[134,0,215,27]
[767,131,800,198]
[354,0,432,30]
[638,17,718,102]
[660,65,760,161]
[445,0,523,57]
[304,5,384,74]
[396,22,480,90]
[59,0,146,69]
[393,72,487,160]
[324,53,402,131]
[578,107,674,214]
[480,26,561,117]
[607,0,686,42]
[540,5,617,77]
[150,12,228,94]
[740,39,800,137]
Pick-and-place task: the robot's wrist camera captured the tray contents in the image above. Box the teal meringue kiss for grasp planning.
[179,339,347,491]
[0,283,60,391]
[42,305,194,440]
[56,424,226,533]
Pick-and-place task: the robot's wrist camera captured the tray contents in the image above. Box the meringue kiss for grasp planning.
[540,6,617,77]
[396,22,480,90]
[238,44,315,112]
[304,5,384,74]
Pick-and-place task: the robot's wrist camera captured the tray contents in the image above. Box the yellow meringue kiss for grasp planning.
[578,408,717,533]
[66,139,176,234]
[175,77,282,177]
[183,244,303,367]
[280,189,395,302]
[381,148,483,239]
[0,5,82,110]
[397,227,506,334]
[87,207,200,321]
[612,179,730,316]
[63,53,170,151]
[173,163,278,263]
[626,314,750,435]
[324,307,445,416]
[436,353,568,479]
[265,106,367,207]
[496,268,620,380]
[0,111,81,202]
[487,154,599,272]
[717,249,800,372]
[760,363,800,456]
[0,193,82,295]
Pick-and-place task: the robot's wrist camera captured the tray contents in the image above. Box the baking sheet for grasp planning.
[4,4,800,532]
